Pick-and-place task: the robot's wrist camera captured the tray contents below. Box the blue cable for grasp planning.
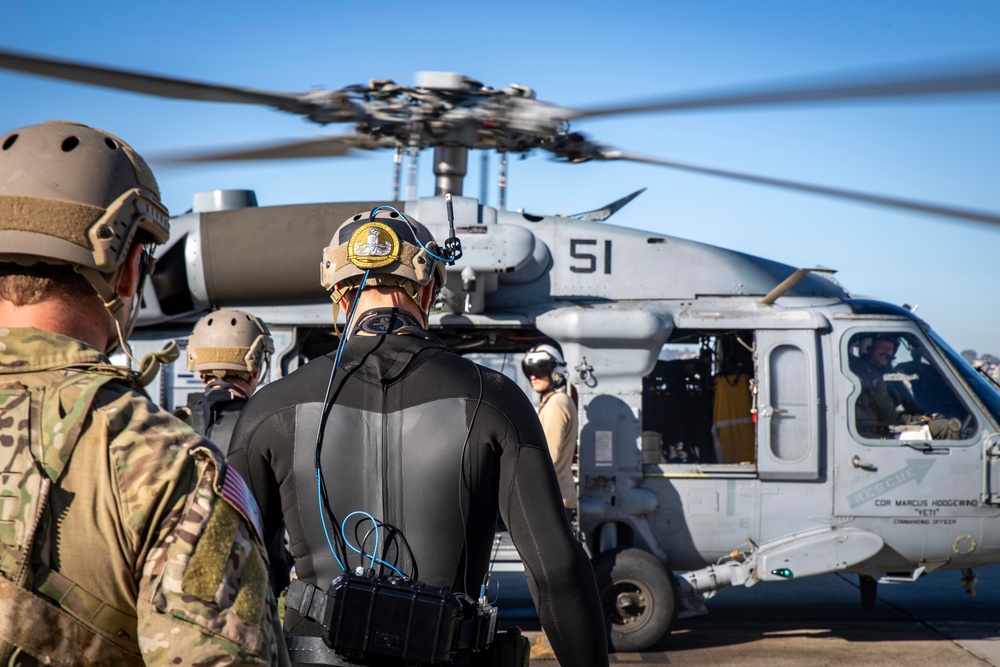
[317,472,346,572]
[341,511,407,578]
[369,205,451,264]
[315,270,370,573]
[341,511,379,572]
[333,269,369,369]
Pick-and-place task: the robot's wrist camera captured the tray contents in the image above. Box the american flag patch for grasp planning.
[220,466,264,543]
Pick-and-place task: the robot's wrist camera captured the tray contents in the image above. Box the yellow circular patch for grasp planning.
[952,534,977,555]
[347,222,400,269]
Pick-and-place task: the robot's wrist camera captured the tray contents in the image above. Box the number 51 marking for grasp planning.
[569,239,612,274]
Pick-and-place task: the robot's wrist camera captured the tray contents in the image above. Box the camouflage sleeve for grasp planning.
[107,394,289,666]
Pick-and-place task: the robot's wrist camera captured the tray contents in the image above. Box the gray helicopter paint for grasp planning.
[521,289,1000,588]
[829,319,995,530]
[127,190,1000,606]
[410,194,847,309]
[590,316,998,587]
[138,193,846,327]
[192,189,258,212]
[755,328,822,481]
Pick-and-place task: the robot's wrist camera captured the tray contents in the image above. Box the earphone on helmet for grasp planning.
[521,344,567,389]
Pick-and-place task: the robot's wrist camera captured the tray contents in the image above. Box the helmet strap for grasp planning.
[332,298,343,338]
[74,265,133,355]
[334,280,429,328]
[74,246,149,359]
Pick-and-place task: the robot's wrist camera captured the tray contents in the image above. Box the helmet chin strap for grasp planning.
[107,288,179,388]
[77,262,169,385]
[110,310,140,364]
[74,265,132,354]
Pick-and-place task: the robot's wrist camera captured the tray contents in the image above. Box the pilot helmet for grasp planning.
[860,333,901,357]
[0,121,170,336]
[186,309,274,378]
[522,343,567,388]
[320,207,447,312]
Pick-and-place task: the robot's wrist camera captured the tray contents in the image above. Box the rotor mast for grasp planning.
[433,145,468,197]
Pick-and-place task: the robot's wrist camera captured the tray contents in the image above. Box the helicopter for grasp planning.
[3,47,1000,653]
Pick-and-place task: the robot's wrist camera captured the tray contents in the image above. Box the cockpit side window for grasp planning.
[847,331,975,442]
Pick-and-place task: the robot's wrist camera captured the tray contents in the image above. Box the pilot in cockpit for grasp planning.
[851,334,961,440]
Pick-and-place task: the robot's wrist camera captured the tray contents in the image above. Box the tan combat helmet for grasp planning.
[186,309,274,378]
[321,208,447,312]
[0,121,170,334]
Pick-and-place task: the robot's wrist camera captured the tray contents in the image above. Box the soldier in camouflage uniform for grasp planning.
[0,121,289,666]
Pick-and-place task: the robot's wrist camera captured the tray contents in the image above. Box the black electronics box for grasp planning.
[322,574,465,665]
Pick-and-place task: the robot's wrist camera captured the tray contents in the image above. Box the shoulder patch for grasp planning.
[219,464,264,544]
[189,444,265,545]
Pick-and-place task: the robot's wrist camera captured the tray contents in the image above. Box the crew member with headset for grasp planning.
[182,309,291,597]
[521,344,579,525]
[852,334,960,440]
[0,121,287,665]
[227,207,608,666]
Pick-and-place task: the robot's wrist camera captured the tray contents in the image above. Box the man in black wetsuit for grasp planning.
[227,208,608,667]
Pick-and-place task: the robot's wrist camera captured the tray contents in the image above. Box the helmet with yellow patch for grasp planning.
[320,208,446,310]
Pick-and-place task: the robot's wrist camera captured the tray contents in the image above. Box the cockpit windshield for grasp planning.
[847,330,975,441]
[925,326,1000,427]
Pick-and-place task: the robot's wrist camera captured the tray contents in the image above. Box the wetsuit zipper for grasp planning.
[381,381,389,554]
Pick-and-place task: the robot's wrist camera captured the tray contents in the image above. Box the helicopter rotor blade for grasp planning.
[566,59,1000,121]
[598,149,1000,228]
[4,47,998,228]
[155,134,395,164]
[0,48,349,120]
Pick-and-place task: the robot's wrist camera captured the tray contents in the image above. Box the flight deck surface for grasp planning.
[497,561,1000,665]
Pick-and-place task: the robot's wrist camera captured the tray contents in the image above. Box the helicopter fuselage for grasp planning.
[129,191,1000,644]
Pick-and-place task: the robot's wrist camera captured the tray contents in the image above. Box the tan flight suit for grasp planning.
[538,389,579,510]
[0,328,288,666]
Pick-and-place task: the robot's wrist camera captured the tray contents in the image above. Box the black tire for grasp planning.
[592,547,675,652]
[859,574,878,610]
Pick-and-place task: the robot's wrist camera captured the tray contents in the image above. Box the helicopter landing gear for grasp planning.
[592,547,676,652]
[961,567,978,596]
[859,574,878,610]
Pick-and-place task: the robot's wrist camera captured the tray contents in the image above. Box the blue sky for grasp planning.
[3,1,999,354]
